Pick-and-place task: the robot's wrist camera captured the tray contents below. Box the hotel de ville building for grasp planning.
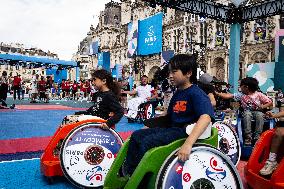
[74,0,284,84]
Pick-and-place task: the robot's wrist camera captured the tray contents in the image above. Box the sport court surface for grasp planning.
[0,103,248,188]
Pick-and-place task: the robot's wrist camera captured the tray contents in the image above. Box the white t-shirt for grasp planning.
[136,84,153,99]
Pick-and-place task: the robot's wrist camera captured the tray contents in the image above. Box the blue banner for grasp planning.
[161,50,174,68]
[127,22,138,57]
[89,41,99,55]
[97,52,110,71]
[46,68,67,83]
[137,12,163,55]
[116,64,123,79]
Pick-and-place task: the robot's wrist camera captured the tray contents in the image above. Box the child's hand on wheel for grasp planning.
[176,143,192,162]
[100,123,109,130]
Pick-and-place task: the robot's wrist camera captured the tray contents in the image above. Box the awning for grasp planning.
[0,53,77,67]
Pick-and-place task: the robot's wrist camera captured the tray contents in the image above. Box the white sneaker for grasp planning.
[259,160,278,176]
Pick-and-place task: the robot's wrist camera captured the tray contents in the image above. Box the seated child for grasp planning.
[123,54,215,175]
[259,111,284,176]
[75,69,124,129]
[216,77,272,145]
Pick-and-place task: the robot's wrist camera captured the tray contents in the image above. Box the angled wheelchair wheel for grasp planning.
[60,123,123,188]
[156,144,243,189]
[144,103,154,120]
[212,121,241,166]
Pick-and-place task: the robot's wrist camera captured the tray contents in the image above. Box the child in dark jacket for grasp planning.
[75,69,124,129]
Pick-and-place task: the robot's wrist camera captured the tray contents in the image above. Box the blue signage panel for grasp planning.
[116,64,123,79]
[90,41,99,55]
[127,22,138,57]
[137,12,163,55]
[97,52,110,71]
[46,68,67,83]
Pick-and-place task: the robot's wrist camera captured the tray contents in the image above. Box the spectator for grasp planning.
[12,74,21,100]
[30,74,39,103]
[198,73,216,107]
[71,80,79,100]
[0,71,9,106]
[276,88,284,111]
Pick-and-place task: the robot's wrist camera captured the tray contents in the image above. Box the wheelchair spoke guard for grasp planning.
[156,144,243,189]
[212,121,241,165]
[60,124,123,188]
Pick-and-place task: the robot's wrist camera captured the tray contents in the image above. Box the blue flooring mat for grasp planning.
[0,110,77,140]
[0,159,76,188]
[0,110,143,140]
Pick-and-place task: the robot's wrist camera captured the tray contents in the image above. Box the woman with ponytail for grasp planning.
[75,69,123,129]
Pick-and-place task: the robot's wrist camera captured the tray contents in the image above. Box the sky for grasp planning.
[0,0,117,60]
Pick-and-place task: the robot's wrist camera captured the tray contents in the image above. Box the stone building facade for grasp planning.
[75,0,284,82]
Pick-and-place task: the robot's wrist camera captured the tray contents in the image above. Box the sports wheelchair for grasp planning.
[245,128,284,189]
[126,99,158,123]
[235,112,275,159]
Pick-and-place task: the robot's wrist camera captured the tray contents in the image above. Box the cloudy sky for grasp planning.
[0,0,117,60]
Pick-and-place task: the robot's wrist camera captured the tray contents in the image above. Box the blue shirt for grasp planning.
[167,84,214,127]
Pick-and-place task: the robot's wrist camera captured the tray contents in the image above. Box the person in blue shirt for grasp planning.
[123,54,215,175]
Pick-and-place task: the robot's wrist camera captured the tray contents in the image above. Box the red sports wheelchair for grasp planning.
[245,128,284,189]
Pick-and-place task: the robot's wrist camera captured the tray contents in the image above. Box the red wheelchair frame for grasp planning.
[40,118,107,178]
[245,129,284,189]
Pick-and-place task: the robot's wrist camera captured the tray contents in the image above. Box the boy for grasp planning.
[216,77,272,145]
[124,54,214,175]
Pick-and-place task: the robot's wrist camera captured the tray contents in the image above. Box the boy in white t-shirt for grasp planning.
[122,75,158,119]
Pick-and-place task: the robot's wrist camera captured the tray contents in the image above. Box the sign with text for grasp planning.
[138,12,163,55]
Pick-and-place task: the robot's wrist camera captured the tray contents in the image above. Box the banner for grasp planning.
[98,52,110,71]
[89,41,99,55]
[127,22,138,57]
[274,34,284,90]
[137,12,163,55]
[275,30,284,62]
[46,68,67,83]
[247,62,275,92]
[116,64,123,79]
[160,50,174,68]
